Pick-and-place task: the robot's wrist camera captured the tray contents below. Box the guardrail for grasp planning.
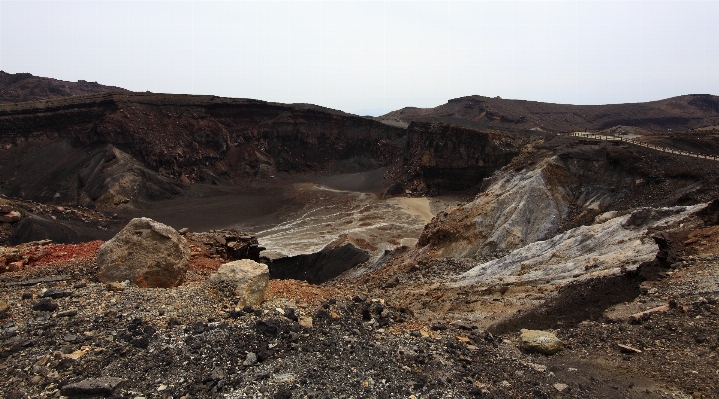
[570,132,719,161]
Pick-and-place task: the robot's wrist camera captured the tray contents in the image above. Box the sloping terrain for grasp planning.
[0,71,127,104]
[384,94,719,133]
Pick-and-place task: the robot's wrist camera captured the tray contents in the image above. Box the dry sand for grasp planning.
[388,197,434,223]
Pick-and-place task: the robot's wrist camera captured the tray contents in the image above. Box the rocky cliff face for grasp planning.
[0,93,401,209]
[0,92,407,181]
[0,92,532,211]
[387,122,537,195]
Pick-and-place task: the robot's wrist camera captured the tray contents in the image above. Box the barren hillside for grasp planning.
[383,94,719,133]
[0,71,127,104]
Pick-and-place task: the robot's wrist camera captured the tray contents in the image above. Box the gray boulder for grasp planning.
[519,329,563,355]
[97,217,189,288]
[207,259,269,307]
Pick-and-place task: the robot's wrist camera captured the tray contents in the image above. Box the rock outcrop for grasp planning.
[455,205,699,287]
[97,217,190,287]
[419,136,719,258]
[184,229,264,262]
[268,241,370,284]
[206,259,269,307]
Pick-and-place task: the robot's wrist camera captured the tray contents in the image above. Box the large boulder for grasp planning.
[206,259,269,307]
[97,217,189,288]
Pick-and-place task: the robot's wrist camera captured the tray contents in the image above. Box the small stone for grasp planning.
[0,300,9,312]
[131,337,150,349]
[7,261,24,271]
[106,281,127,292]
[32,299,58,312]
[554,383,570,393]
[57,309,78,318]
[352,294,367,303]
[271,373,296,384]
[519,330,563,355]
[39,289,72,299]
[617,343,642,354]
[527,362,547,372]
[298,316,313,328]
[21,292,32,300]
[63,334,79,343]
[284,308,298,321]
[243,352,258,366]
[158,384,167,391]
[60,376,126,396]
[0,210,22,223]
[63,350,86,360]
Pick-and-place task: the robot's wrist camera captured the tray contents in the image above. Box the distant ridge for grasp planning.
[0,71,128,104]
[382,94,719,133]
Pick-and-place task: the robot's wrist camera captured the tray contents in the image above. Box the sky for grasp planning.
[1,1,718,116]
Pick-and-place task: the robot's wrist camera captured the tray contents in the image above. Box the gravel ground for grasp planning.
[0,247,717,398]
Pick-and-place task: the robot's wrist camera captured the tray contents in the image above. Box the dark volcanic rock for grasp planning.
[39,289,72,299]
[32,299,58,312]
[59,376,126,396]
[269,243,370,284]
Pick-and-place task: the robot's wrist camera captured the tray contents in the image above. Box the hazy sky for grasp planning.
[1,1,717,115]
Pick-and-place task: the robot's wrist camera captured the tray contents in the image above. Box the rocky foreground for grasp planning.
[0,212,718,398]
